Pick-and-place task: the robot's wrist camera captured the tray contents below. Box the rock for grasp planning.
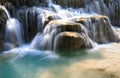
[31,20,93,52]
[70,15,120,44]
[1,0,120,27]
[54,32,93,55]
[43,11,62,27]
[0,6,8,51]
[44,20,86,35]
[43,20,88,50]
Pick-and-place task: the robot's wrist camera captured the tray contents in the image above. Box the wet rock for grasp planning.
[43,20,87,50]
[0,6,8,51]
[54,32,92,55]
[31,20,93,52]
[70,15,120,44]
[43,10,62,27]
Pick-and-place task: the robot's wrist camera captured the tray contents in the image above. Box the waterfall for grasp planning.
[46,0,53,8]
[16,7,42,42]
[4,18,24,50]
[31,20,96,51]
[69,15,119,44]
[0,0,119,52]
[0,3,24,50]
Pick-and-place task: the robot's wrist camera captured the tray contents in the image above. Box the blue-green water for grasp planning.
[0,45,109,78]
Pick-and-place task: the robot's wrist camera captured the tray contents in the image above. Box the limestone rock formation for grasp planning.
[54,32,92,55]
[31,20,93,52]
[31,14,120,53]
[70,15,120,44]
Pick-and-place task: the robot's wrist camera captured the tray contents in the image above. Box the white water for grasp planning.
[46,0,53,8]
[4,18,24,49]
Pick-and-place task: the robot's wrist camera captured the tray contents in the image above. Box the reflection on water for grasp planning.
[0,43,120,78]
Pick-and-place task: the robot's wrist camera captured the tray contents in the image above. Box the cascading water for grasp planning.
[0,0,120,78]
[1,0,119,52]
[4,18,24,50]
[0,5,24,50]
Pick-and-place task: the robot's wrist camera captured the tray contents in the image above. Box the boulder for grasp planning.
[43,20,88,50]
[54,32,93,55]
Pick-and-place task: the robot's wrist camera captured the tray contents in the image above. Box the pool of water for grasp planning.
[0,43,120,78]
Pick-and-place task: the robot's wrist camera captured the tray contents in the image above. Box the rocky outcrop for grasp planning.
[54,32,92,55]
[31,20,93,52]
[70,15,120,44]
[31,14,120,54]
[0,6,8,51]
[0,0,120,43]
[0,0,119,53]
